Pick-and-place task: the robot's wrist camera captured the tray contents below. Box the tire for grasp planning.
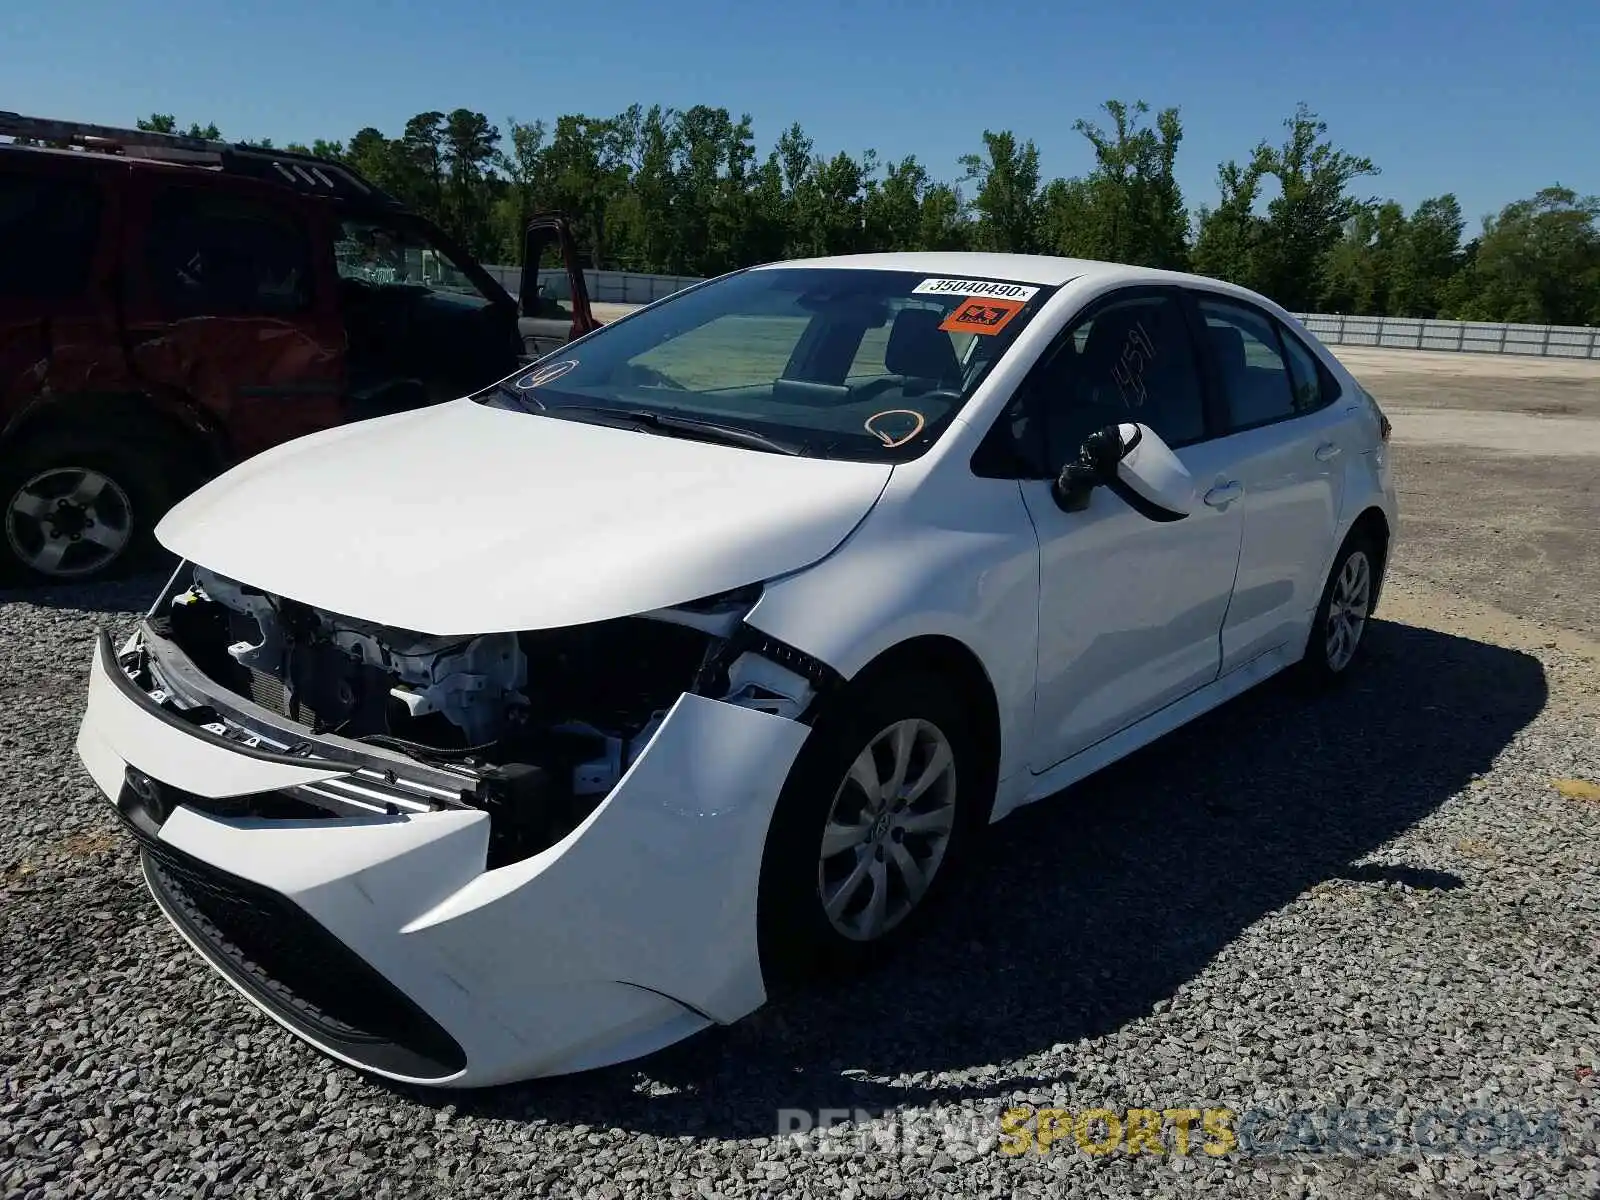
[757,667,988,986]
[1297,530,1380,686]
[0,430,180,586]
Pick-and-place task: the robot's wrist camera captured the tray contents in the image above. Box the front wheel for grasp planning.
[1299,533,1379,685]
[757,669,987,985]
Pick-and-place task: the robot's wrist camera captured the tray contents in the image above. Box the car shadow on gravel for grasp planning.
[437,617,1546,1138]
[0,570,167,615]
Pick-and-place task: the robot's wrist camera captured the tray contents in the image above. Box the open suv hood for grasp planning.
[155,398,892,635]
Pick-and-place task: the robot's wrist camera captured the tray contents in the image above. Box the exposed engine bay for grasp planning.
[132,563,835,866]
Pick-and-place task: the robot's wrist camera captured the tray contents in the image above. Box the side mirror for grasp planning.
[1051,425,1122,512]
[1052,422,1196,522]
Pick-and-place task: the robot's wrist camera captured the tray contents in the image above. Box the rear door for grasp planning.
[122,173,345,461]
[0,154,131,419]
[1185,291,1350,674]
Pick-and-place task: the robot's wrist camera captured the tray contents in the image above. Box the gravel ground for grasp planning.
[2,568,1596,1199]
[3,346,1599,1198]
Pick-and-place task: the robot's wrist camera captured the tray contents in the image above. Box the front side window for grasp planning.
[333,216,491,305]
[144,188,312,317]
[476,267,1056,461]
[1019,291,1208,472]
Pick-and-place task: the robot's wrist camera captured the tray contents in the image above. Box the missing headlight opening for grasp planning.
[133,564,831,867]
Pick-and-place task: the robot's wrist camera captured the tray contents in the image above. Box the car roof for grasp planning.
[755,251,1274,304]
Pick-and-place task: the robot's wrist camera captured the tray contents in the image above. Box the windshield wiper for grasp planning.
[552,405,806,456]
[479,379,545,413]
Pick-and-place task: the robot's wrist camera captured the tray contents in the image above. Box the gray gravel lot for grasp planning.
[3,350,1599,1199]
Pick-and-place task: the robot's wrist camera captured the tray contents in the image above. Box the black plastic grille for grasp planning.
[119,775,466,1080]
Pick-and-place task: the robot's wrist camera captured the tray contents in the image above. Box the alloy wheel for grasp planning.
[817,717,959,942]
[1324,549,1372,672]
[5,467,134,579]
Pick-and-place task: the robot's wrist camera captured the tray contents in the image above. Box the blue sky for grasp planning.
[5,0,1596,235]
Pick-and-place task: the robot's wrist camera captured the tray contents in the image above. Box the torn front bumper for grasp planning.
[75,631,811,1087]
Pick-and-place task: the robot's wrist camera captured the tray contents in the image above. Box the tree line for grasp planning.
[134,104,1600,327]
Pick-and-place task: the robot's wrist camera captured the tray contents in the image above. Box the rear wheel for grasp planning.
[757,668,987,984]
[1298,532,1379,685]
[0,433,179,586]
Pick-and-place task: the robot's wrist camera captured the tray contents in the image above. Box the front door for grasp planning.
[1186,293,1348,674]
[122,175,345,461]
[1018,287,1244,772]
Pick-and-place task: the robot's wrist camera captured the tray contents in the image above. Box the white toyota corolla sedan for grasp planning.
[75,252,1397,1087]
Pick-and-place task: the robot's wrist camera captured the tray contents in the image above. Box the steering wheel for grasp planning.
[620,362,688,390]
[847,377,904,405]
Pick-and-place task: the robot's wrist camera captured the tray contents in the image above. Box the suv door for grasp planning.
[518,214,601,360]
[329,210,519,416]
[123,175,345,461]
[1007,286,1245,771]
[1185,291,1350,673]
[0,154,128,422]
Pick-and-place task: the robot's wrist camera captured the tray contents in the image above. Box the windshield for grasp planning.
[334,216,492,305]
[473,267,1057,460]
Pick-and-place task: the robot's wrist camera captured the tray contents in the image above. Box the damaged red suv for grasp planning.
[0,113,596,584]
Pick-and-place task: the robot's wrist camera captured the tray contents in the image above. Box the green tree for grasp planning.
[959,130,1042,253]
[1191,155,1270,288]
[137,113,221,140]
[1389,195,1465,317]
[443,109,500,255]
[400,112,447,218]
[1253,103,1380,311]
[1065,100,1189,268]
[1450,187,1600,325]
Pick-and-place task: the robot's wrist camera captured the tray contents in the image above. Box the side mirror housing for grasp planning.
[1051,422,1196,521]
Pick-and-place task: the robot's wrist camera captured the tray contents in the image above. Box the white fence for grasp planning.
[487,265,1600,359]
[1293,313,1600,359]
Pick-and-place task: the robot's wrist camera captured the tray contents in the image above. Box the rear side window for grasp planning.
[144,188,313,316]
[0,170,102,301]
[1195,298,1297,430]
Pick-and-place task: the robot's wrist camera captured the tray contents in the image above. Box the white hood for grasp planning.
[156,399,892,635]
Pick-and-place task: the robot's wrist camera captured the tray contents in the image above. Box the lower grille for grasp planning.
[123,800,466,1081]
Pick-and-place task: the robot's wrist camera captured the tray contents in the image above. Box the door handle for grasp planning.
[1315,441,1342,461]
[1203,481,1243,508]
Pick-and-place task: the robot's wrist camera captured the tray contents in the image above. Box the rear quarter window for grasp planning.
[0,170,103,301]
[1278,322,1343,413]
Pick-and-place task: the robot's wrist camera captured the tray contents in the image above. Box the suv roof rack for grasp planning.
[0,111,398,206]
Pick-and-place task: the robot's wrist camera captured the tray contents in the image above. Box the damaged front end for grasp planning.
[124,561,841,868]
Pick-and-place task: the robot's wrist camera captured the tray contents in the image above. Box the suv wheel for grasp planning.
[0,434,176,586]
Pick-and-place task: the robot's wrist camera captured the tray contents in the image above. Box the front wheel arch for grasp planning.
[835,634,1003,827]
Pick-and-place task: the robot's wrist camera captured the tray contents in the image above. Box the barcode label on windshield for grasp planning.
[913,277,1040,302]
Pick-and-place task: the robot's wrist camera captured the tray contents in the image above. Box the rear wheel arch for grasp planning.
[1344,505,1391,612]
[2,390,229,486]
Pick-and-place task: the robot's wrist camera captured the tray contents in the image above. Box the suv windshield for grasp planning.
[475,267,1057,460]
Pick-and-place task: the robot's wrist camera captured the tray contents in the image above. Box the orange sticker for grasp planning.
[940,296,1025,336]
